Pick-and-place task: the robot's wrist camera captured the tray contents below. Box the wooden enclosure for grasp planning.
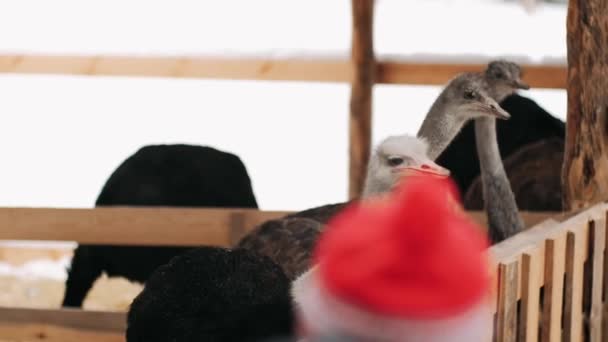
[1,0,606,341]
[491,203,608,342]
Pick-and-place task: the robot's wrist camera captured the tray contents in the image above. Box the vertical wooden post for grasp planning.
[562,0,608,211]
[349,0,375,199]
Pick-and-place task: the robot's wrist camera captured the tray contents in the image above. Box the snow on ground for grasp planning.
[0,257,70,281]
[0,0,567,229]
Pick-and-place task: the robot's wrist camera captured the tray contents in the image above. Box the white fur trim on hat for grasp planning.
[292,268,493,342]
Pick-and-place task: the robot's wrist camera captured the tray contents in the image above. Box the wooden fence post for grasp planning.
[562,0,608,211]
[348,0,375,199]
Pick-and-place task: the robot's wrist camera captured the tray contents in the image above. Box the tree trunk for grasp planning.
[349,0,375,199]
[562,0,608,211]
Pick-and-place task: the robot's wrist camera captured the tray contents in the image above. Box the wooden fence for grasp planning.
[490,202,608,341]
[0,2,581,342]
[1,204,607,341]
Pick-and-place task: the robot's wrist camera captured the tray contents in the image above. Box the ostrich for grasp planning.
[62,144,258,308]
[436,69,565,212]
[436,93,564,198]
[475,60,529,244]
[238,135,449,280]
[126,247,294,342]
[280,72,510,226]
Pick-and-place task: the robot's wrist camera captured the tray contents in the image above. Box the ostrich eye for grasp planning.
[387,157,404,167]
[464,90,476,100]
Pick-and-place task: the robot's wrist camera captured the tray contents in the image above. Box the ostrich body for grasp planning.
[126,247,293,342]
[465,137,564,212]
[62,144,258,308]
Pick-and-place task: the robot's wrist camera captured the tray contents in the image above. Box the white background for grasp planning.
[0,0,567,211]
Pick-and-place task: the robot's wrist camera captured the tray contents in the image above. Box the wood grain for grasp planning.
[0,207,288,247]
[0,55,566,88]
[496,259,519,342]
[348,0,375,199]
[519,248,542,341]
[541,232,567,342]
[0,307,124,342]
[562,0,608,210]
[0,207,558,246]
[587,218,606,341]
[564,225,588,342]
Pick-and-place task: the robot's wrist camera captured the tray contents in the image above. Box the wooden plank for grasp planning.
[562,0,608,211]
[563,225,588,342]
[0,324,124,342]
[0,307,125,342]
[541,232,567,342]
[0,207,557,247]
[377,61,565,88]
[496,259,519,342]
[587,218,606,342]
[0,54,567,88]
[0,207,288,247]
[348,0,375,199]
[519,248,542,342]
[0,307,125,331]
[603,211,608,340]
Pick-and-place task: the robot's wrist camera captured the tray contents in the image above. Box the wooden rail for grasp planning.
[0,307,124,342]
[0,55,567,89]
[0,207,556,247]
[0,207,288,247]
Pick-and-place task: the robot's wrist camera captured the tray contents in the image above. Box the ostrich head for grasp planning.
[441,72,512,121]
[362,134,450,197]
[484,60,530,102]
[418,72,512,160]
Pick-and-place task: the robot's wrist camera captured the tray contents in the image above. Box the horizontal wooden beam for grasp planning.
[0,55,567,89]
[0,307,125,342]
[0,207,288,247]
[0,207,558,247]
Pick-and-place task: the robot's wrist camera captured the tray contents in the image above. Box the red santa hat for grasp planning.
[293,175,493,341]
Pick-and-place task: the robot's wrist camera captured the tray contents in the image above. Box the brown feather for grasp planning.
[237,217,323,280]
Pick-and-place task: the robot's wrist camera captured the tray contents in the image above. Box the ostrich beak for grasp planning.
[485,103,511,120]
[397,161,450,178]
[512,79,530,90]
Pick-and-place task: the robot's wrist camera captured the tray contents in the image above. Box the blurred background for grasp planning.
[0,0,567,212]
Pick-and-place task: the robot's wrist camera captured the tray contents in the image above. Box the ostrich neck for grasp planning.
[475,117,524,244]
[417,109,464,161]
